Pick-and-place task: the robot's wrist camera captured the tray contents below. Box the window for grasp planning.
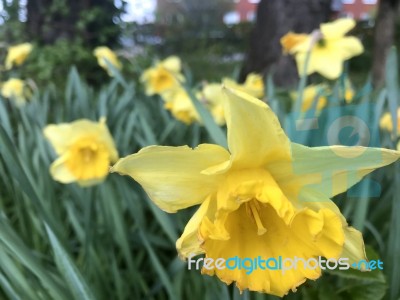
[223,11,240,25]
[362,0,377,4]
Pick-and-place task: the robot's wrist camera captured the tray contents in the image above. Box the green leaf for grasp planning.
[327,246,387,300]
[183,85,228,148]
[45,224,96,300]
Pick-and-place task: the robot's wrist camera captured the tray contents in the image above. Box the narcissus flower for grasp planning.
[291,84,328,112]
[343,79,355,104]
[200,74,264,125]
[44,118,118,187]
[223,73,264,99]
[161,88,199,125]
[141,56,185,96]
[111,88,399,296]
[380,108,400,133]
[93,46,122,76]
[5,43,33,70]
[281,19,363,79]
[200,83,227,125]
[1,78,30,106]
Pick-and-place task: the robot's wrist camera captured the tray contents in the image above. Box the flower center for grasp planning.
[245,200,267,235]
[154,68,175,92]
[65,136,110,180]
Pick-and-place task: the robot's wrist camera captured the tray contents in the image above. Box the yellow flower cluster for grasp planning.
[1,43,33,105]
[140,56,264,126]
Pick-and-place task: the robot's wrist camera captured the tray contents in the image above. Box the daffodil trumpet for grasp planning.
[44,118,119,187]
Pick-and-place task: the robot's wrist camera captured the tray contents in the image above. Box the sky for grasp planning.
[121,0,156,24]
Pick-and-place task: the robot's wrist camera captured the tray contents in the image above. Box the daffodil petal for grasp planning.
[342,226,368,269]
[296,48,343,79]
[161,56,181,73]
[335,36,364,60]
[223,87,291,169]
[176,197,212,258]
[49,155,76,184]
[314,52,344,79]
[320,18,356,40]
[44,124,76,155]
[110,144,230,213]
[288,143,400,198]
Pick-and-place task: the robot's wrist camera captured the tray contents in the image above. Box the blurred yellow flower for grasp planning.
[242,73,264,98]
[5,43,33,70]
[380,108,400,133]
[44,118,118,187]
[201,83,226,125]
[200,74,264,125]
[281,19,363,79]
[141,56,185,96]
[223,73,264,99]
[343,79,355,104]
[161,88,199,125]
[111,87,399,296]
[93,46,122,76]
[1,78,30,106]
[291,84,328,112]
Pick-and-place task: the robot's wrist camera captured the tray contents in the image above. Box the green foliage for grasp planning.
[22,39,109,86]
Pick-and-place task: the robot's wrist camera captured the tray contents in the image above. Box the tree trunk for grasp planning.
[240,0,332,88]
[372,0,400,88]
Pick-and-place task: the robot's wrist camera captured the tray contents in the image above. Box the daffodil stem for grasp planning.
[294,50,311,114]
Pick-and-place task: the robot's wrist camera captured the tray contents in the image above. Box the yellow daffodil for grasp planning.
[223,73,264,99]
[343,79,355,104]
[201,83,226,125]
[141,56,185,96]
[291,84,328,112]
[44,118,118,187]
[281,19,363,79]
[111,87,399,296]
[5,43,33,70]
[242,73,264,98]
[200,74,264,125]
[1,78,30,106]
[380,108,400,133]
[161,88,199,125]
[93,46,122,76]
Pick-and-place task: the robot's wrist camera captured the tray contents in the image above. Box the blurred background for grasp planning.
[0,0,397,87]
[1,1,400,300]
